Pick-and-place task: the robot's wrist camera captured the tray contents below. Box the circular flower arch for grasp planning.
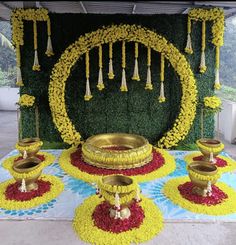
[48,24,197,148]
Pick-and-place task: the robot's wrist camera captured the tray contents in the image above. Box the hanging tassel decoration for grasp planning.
[185,17,193,54]
[145,47,153,90]
[108,42,115,79]
[132,42,140,81]
[32,21,40,71]
[114,192,121,219]
[84,51,93,101]
[120,41,128,92]
[214,46,221,90]
[23,150,27,159]
[159,53,166,103]
[209,151,215,163]
[200,21,207,73]
[20,179,27,192]
[97,45,105,90]
[45,18,54,57]
[16,45,24,86]
[135,188,141,203]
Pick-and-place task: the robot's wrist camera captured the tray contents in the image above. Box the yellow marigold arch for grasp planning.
[48,24,197,148]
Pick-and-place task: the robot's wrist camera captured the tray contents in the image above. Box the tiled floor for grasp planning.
[0,110,236,245]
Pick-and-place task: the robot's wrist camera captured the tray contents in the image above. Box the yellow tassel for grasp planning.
[97,67,105,91]
[16,67,23,86]
[132,58,140,81]
[108,42,114,79]
[200,51,207,73]
[145,66,153,90]
[120,68,128,92]
[185,17,193,54]
[214,46,221,90]
[159,81,166,103]
[84,78,93,101]
[45,36,54,57]
[32,50,40,71]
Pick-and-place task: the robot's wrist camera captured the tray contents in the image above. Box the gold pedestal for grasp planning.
[13,157,42,191]
[82,133,153,169]
[188,161,219,197]
[197,138,223,164]
[98,175,138,219]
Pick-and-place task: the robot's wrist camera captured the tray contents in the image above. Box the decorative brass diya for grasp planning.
[98,175,139,220]
[13,157,42,191]
[17,137,42,158]
[197,138,224,164]
[187,161,220,197]
[82,133,153,169]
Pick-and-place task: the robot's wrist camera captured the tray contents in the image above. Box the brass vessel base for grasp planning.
[192,186,208,197]
[109,207,131,219]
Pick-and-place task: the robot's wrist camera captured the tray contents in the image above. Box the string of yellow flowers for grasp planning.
[11,8,53,86]
[184,152,236,174]
[159,53,166,103]
[199,21,207,73]
[45,18,54,56]
[32,20,40,71]
[0,175,64,210]
[145,47,153,90]
[163,176,236,215]
[18,94,35,107]
[132,42,140,81]
[185,16,193,54]
[58,146,176,183]
[48,24,197,148]
[84,51,93,101]
[108,42,115,79]
[73,194,163,245]
[120,41,128,92]
[97,45,105,91]
[203,96,222,110]
[187,8,225,90]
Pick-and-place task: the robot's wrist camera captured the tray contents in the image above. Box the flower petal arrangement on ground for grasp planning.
[59,146,176,183]
[163,176,236,215]
[73,194,163,245]
[0,174,64,210]
[184,152,236,173]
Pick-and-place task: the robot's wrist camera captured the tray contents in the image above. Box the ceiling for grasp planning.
[1,1,236,21]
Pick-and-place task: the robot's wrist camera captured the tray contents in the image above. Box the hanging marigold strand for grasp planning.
[185,16,193,54]
[84,51,93,101]
[108,42,115,79]
[32,21,40,71]
[16,45,23,86]
[159,53,166,103]
[97,45,105,91]
[200,21,207,73]
[120,41,128,92]
[45,18,54,57]
[132,42,140,81]
[145,47,153,90]
[214,46,221,90]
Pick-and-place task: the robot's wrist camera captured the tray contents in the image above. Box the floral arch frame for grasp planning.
[48,24,197,148]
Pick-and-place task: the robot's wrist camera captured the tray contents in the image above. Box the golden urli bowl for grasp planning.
[98,175,138,220]
[82,133,153,170]
[197,138,223,164]
[13,157,42,191]
[18,137,41,158]
[187,161,219,197]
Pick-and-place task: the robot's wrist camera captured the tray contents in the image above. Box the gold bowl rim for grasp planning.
[85,133,149,153]
[199,138,221,148]
[102,175,133,186]
[18,137,41,146]
[13,157,42,173]
[188,161,218,176]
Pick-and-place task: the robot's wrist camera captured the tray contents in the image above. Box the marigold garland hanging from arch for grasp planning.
[48,24,198,148]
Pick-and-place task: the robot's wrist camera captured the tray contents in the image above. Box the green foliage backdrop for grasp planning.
[19,13,215,147]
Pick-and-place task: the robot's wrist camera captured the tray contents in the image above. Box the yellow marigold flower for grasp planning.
[18,94,35,107]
